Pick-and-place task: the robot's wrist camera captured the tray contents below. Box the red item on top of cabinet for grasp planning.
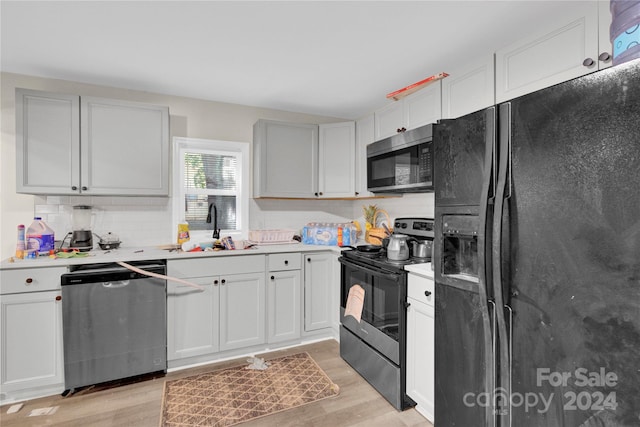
[386,72,449,101]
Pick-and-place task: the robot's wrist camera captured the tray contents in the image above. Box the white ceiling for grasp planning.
[1,1,591,120]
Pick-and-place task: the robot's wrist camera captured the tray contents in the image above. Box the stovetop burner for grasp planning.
[341,217,434,273]
[340,247,430,272]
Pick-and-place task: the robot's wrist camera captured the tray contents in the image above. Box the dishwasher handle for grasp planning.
[102,280,130,288]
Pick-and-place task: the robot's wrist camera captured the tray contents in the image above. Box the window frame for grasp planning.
[172,136,250,242]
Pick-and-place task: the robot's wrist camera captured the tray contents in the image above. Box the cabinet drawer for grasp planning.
[408,273,434,306]
[168,255,265,278]
[0,266,66,294]
[267,253,301,271]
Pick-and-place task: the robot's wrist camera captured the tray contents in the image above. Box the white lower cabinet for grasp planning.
[0,267,65,403]
[219,272,266,351]
[303,252,333,332]
[267,270,301,343]
[406,272,435,422]
[267,254,302,344]
[167,256,266,362]
[167,276,219,360]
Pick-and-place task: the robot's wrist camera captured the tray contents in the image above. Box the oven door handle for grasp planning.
[338,257,402,282]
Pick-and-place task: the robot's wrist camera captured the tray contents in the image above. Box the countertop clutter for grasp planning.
[0,243,339,270]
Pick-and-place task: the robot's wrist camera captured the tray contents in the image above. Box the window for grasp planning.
[173,137,249,242]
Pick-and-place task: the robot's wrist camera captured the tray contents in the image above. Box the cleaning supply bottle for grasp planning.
[15,224,26,259]
[177,222,190,245]
[26,217,55,255]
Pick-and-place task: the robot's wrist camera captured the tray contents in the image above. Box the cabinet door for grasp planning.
[318,122,356,198]
[374,101,404,140]
[406,298,435,422]
[403,82,442,130]
[15,89,80,194]
[303,253,333,332]
[253,120,318,198]
[495,4,599,103]
[167,277,219,361]
[219,272,266,351]
[80,97,170,195]
[355,114,375,198]
[267,270,301,343]
[597,0,613,70]
[442,55,495,119]
[0,291,64,401]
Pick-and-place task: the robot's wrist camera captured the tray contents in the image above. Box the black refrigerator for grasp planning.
[433,58,640,427]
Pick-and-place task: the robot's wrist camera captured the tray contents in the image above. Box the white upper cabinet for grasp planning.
[16,90,80,195]
[80,97,170,196]
[253,120,318,198]
[318,122,355,198]
[441,55,495,119]
[15,89,170,196]
[253,119,355,199]
[404,82,442,130]
[495,2,612,103]
[375,82,442,140]
[375,101,404,140]
[355,114,375,198]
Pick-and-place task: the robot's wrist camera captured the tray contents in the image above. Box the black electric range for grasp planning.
[337,217,434,410]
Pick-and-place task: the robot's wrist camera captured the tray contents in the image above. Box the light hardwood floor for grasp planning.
[0,339,433,427]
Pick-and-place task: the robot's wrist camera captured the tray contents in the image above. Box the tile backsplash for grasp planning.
[34,196,173,248]
[32,193,434,248]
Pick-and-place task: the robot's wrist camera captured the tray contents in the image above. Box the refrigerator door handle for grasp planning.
[505,304,513,427]
[502,103,512,200]
[477,106,497,427]
[486,106,497,201]
[488,299,498,427]
[493,102,512,426]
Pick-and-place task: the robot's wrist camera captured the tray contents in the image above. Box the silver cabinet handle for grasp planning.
[598,52,611,62]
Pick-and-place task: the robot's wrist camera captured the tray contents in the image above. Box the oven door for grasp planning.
[339,256,405,365]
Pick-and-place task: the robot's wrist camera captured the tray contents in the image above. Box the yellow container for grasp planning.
[177,223,190,245]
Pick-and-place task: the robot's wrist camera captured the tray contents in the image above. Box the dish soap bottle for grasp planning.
[177,222,190,245]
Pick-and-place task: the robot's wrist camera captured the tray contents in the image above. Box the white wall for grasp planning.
[1,72,434,259]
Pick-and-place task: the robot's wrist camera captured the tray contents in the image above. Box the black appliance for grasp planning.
[69,230,93,250]
[338,217,434,410]
[61,261,167,393]
[367,124,433,193]
[433,59,640,426]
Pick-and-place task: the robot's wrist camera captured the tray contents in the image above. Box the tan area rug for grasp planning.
[160,352,340,427]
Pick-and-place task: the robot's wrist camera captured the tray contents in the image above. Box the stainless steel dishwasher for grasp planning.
[61,260,167,393]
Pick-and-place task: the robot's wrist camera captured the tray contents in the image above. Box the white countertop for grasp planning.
[405,262,434,278]
[1,243,340,270]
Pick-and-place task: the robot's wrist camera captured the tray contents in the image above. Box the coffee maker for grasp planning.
[70,205,93,250]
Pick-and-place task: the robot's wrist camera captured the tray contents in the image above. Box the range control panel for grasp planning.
[393,217,435,239]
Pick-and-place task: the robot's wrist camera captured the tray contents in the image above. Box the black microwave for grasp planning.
[367,124,433,193]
